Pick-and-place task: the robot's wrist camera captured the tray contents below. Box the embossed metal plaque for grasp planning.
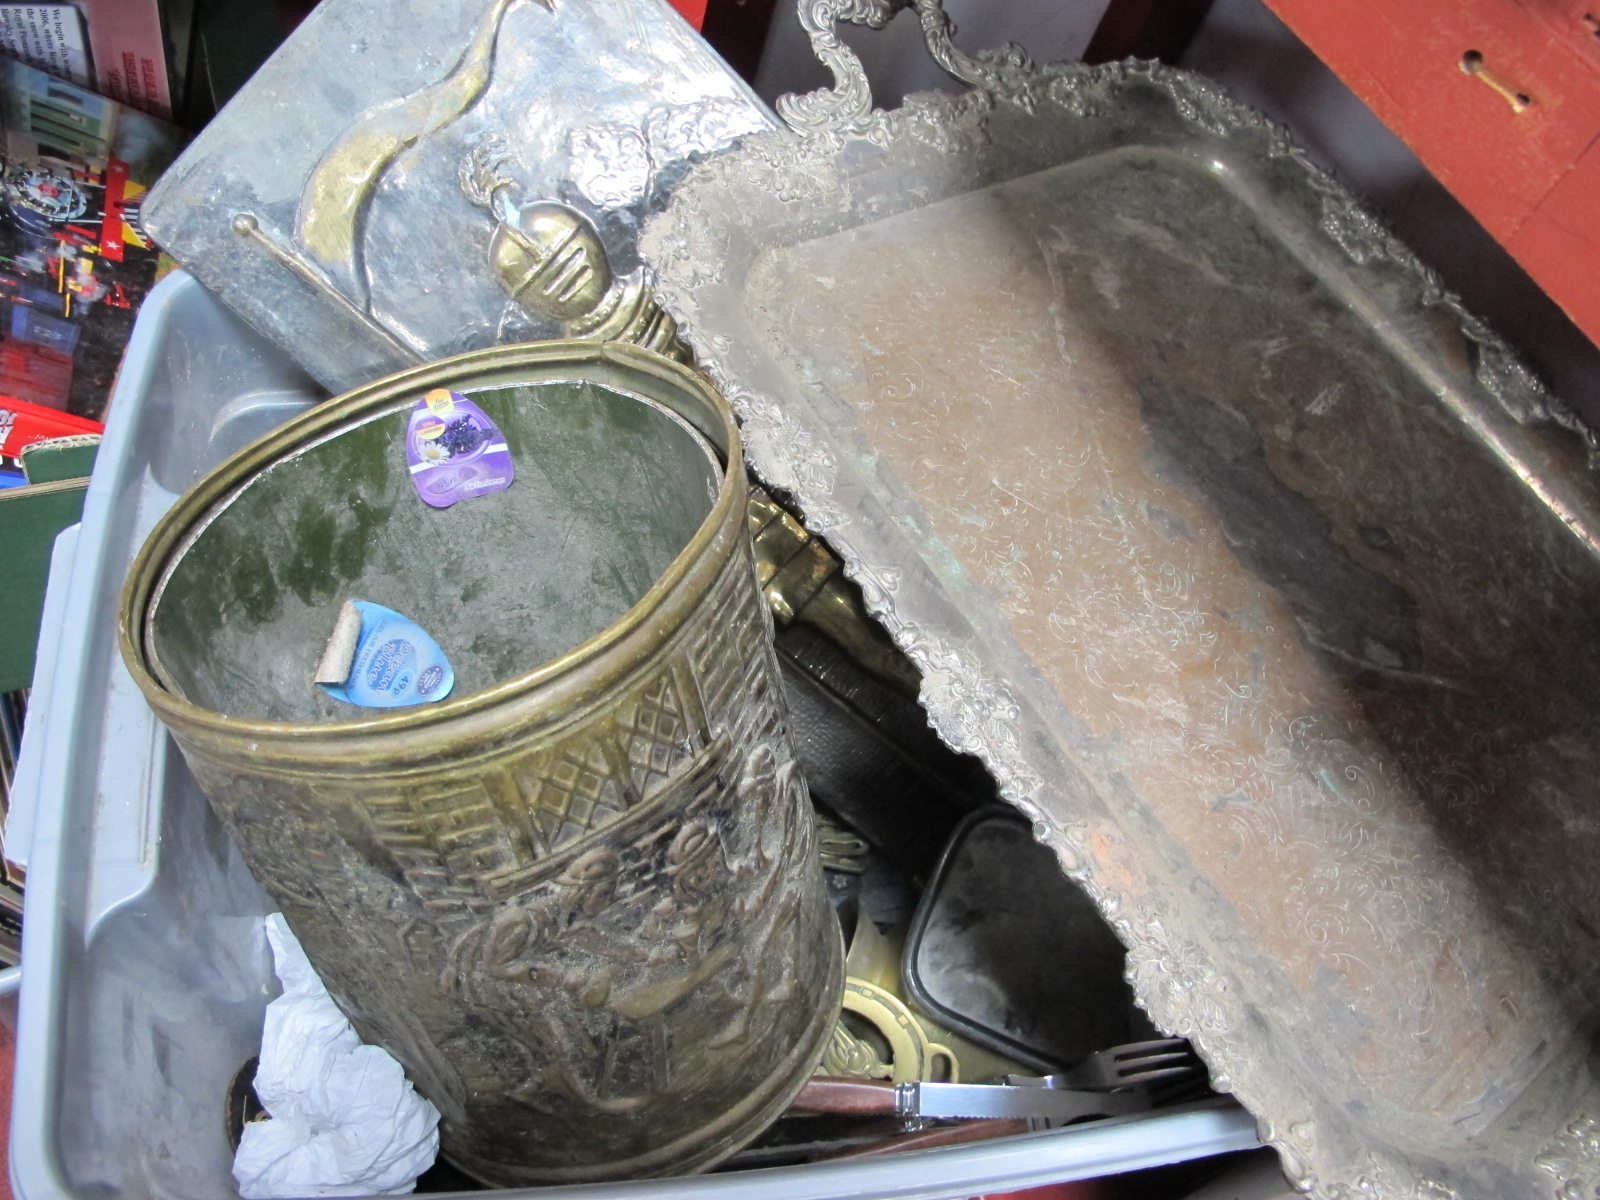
[142,0,773,394]
[642,21,1600,1200]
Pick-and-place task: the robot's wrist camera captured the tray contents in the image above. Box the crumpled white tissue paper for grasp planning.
[233,913,441,1199]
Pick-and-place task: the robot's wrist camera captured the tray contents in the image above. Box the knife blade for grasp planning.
[897,1081,1148,1123]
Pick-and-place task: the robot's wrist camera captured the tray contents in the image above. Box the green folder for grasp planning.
[19,436,99,485]
[0,436,100,693]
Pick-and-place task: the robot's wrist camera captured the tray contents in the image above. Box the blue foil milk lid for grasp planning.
[317,600,455,708]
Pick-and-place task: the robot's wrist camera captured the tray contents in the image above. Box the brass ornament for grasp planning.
[817,893,1028,1087]
[487,199,612,322]
[823,979,959,1086]
[119,341,842,1185]
[748,486,920,697]
[296,0,533,288]
[814,810,870,874]
[463,138,687,360]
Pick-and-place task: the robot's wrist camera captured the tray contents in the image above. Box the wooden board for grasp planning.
[1262,0,1600,348]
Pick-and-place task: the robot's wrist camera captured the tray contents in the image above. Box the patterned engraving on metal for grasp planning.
[569,124,653,209]
[771,33,1596,465]
[642,47,1600,1200]
[568,100,770,212]
[125,349,843,1185]
[181,545,839,1183]
[775,0,902,135]
[775,0,1032,135]
[647,99,768,163]
[908,0,1035,107]
[1536,1115,1600,1200]
[144,0,775,392]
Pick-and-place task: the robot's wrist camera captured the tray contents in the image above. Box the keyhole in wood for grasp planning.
[1460,49,1532,111]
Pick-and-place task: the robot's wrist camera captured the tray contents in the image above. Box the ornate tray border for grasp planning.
[643,13,1600,1198]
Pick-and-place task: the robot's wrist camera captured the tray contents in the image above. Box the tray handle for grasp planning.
[776,0,1038,136]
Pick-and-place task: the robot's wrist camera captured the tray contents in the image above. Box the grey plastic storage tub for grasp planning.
[8,271,1260,1200]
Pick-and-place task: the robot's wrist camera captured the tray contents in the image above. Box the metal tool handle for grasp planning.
[793,1076,900,1115]
[793,1076,1148,1124]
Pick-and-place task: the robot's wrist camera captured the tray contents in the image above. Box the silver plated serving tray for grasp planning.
[143,0,774,394]
[641,9,1600,1198]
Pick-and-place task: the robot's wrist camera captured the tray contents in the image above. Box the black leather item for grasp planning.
[776,624,993,876]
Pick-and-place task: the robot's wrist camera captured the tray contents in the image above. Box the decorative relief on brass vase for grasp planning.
[119,342,842,1184]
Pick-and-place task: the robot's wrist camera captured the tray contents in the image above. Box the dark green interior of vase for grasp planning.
[147,378,721,723]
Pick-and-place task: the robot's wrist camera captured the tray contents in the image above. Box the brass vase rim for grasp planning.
[118,339,743,748]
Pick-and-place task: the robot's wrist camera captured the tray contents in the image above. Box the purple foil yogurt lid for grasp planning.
[405,388,515,508]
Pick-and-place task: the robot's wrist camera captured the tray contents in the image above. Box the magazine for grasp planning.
[77,0,173,119]
[0,5,91,88]
[0,54,184,421]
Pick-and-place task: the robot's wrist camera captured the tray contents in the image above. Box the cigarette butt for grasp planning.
[314,600,363,685]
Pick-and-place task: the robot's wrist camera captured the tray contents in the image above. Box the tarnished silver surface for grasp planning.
[143,0,773,394]
[641,20,1600,1199]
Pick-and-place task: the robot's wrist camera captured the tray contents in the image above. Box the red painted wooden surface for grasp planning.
[669,0,708,30]
[1260,0,1600,349]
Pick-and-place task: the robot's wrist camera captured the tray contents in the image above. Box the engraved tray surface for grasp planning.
[642,60,1600,1200]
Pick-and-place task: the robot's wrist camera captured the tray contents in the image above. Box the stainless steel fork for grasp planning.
[793,1038,1208,1129]
[1005,1038,1205,1092]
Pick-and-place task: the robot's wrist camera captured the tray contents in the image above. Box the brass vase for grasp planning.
[118,341,843,1184]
